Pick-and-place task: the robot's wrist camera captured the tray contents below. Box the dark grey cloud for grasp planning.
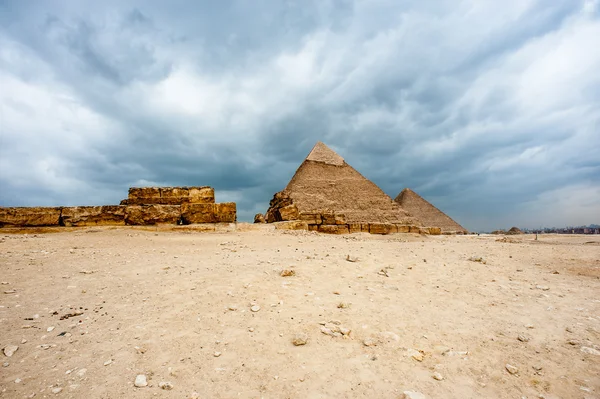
[1,0,599,231]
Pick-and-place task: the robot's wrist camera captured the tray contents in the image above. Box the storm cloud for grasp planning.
[1,0,599,231]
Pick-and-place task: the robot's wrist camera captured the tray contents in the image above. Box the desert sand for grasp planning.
[1,226,599,399]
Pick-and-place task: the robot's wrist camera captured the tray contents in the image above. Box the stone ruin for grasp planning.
[0,186,236,228]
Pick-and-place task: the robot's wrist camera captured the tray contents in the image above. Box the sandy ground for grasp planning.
[0,225,599,399]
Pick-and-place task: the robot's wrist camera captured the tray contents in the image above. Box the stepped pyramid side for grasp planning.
[265,142,420,228]
[395,188,467,234]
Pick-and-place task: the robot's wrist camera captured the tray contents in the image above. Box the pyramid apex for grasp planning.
[306,142,345,166]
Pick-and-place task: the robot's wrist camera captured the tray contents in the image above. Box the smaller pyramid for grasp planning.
[395,188,467,234]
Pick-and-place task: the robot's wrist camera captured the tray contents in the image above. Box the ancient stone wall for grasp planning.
[1,186,236,228]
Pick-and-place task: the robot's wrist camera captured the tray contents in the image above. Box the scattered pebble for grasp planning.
[581,347,600,355]
[214,351,222,357]
[158,381,174,390]
[517,335,530,342]
[432,372,444,381]
[134,374,148,388]
[47,326,55,332]
[292,334,308,346]
[567,339,580,346]
[400,391,427,399]
[76,368,87,377]
[346,255,358,262]
[3,345,18,357]
[408,349,424,362]
[3,362,9,367]
[505,364,518,375]
[51,387,63,394]
[103,360,112,366]
[250,305,261,312]
[536,285,550,291]
[227,305,238,311]
[280,269,296,277]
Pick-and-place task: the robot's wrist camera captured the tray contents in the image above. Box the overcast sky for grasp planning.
[1,0,599,231]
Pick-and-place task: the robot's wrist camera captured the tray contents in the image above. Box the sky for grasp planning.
[0,0,599,232]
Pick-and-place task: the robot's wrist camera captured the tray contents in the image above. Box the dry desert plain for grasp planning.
[0,225,599,399]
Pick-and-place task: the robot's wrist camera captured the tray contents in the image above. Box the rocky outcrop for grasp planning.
[61,206,126,227]
[506,227,523,235]
[127,186,214,205]
[124,205,182,225]
[254,213,265,223]
[0,207,62,227]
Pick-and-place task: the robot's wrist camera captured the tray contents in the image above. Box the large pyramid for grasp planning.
[265,142,419,229]
[394,188,468,234]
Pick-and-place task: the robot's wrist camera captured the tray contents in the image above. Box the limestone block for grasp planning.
[334,213,346,225]
[278,204,299,221]
[214,202,237,223]
[274,221,308,230]
[181,203,216,224]
[128,187,161,205]
[125,205,181,225]
[318,225,349,234]
[369,223,395,235]
[308,224,319,231]
[428,227,442,235]
[61,206,126,227]
[188,187,215,204]
[0,207,62,227]
[348,223,361,233]
[396,225,410,233]
[321,212,336,225]
[409,226,422,234]
[299,213,322,224]
[360,223,370,233]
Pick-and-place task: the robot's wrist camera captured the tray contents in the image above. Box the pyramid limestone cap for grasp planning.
[305,142,345,166]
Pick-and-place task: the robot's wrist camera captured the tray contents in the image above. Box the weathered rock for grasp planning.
[428,227,442,235]
[321,212,336,225]
[348,223,361,233]
[3,345,18,357]
[254,213,265,223]
[299,213,322,225]
[60,206,126,227]
[274,221,308,231]
[0,207,62,227]
[188,187,215,203]
[292,334,308,346]
[581,346,600,355]
[278,204,299,221]
[127,186,214,205]
[181,203,215,223]
[158,381,174,390]
[334,213,346,225]
[396,225,410,233]
[369,223,395,235]
[409,226,422,234]
[308,224,318,231]
[280,269,296,277]
[214,202,237,223]
[134,374,148,387]
[505,364,518,374]
[125,205,181,225]
[432,372,444,381]
[318,225,349,234]
[250,305,261,312]
[51,387,63,394]
[399,391,427,399]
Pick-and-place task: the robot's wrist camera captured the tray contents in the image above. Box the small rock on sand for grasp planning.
[3,345,18,357]
[292,334,308,346]
[581,347,600,355]
[280,269,296,277]
[134,374,148,388]
[505,364,519,374]
[158,381,174,390]
[250,305,261,312]
[432,372,444,381]
[51,387,63,394]
[517,334,530,342]
[400,391,427,399]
